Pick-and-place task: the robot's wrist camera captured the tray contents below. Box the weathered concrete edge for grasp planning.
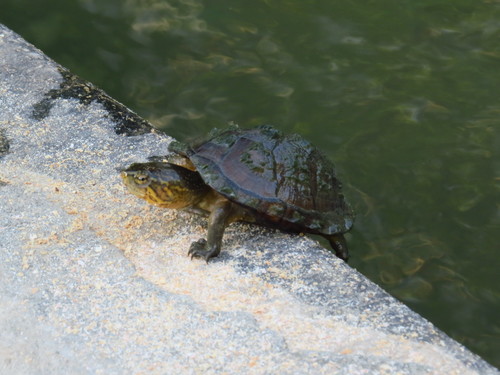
[0,23,497,374]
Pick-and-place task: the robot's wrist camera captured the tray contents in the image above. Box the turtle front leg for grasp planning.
[188,200,233,262]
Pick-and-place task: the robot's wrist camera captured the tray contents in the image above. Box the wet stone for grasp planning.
[0,129,9,158]
[32,66,153,136]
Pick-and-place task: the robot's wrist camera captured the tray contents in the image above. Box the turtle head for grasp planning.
[121,162,208,209]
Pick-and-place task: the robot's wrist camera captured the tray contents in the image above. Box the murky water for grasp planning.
[3,0,499,367]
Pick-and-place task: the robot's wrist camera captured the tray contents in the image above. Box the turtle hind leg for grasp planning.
[324,233,349,262]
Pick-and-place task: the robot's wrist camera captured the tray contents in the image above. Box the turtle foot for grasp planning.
[188,239,219,262]
[326,234,350,262]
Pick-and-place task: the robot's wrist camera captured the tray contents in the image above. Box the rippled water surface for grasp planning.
[3,0,499,367]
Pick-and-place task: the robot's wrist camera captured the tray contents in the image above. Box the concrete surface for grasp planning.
[0,24,498,375]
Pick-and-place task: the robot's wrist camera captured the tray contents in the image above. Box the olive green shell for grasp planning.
[169,125,354,235]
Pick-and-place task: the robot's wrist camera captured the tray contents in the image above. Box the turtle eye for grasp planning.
[134,173,150,185]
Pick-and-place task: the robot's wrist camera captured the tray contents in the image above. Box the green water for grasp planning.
[3,0,499,367]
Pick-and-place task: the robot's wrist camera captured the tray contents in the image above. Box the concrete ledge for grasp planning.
[0,24,498,374]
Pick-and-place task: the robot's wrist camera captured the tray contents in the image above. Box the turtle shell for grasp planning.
[171,125,354,235]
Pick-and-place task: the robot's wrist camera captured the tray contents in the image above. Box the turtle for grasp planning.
[121,125,354,261]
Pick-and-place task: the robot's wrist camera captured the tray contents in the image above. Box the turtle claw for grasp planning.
[188,239,207,259]
[188,239,219,262]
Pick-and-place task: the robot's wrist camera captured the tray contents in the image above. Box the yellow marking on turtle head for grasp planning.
[143,180,199,209]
